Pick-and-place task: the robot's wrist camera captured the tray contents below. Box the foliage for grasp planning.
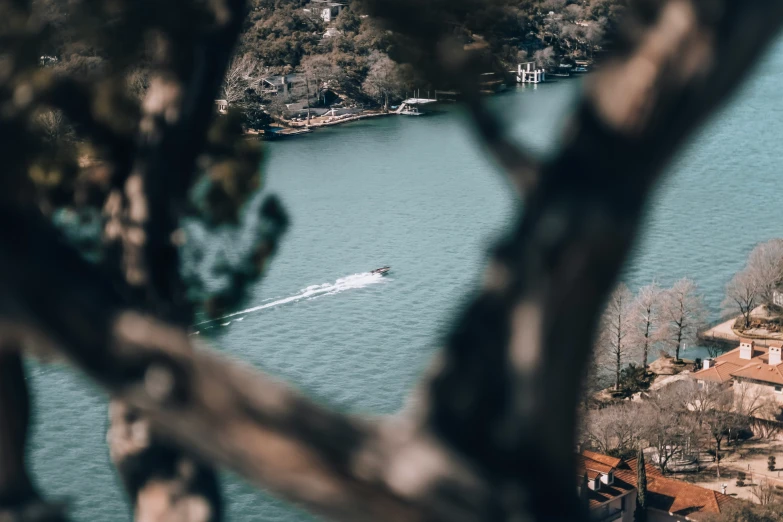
[616,364,654,398]
[769,455,776,472]
[31,0,629,120]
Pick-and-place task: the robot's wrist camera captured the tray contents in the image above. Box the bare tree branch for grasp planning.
[0,348,67,522]
[0,209,488,522]
[101,1,253,520]
[2,1,783,522]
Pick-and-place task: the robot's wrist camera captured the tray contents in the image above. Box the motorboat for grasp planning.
[371,266,391,276]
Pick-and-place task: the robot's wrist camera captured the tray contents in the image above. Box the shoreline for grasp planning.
[249,110,397,140]
[249,77,573,141]
[249,74,585,141]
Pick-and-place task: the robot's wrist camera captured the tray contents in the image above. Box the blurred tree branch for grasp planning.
[1,0,783,521]
[0,349,67,521]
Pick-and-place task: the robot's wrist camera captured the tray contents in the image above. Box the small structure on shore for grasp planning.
[214,99,228,115]
[303,1,345,22]
[434,90,460,102]
[396,97,437,116]
[515,62,546,84]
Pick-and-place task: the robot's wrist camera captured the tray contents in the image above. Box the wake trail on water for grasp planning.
[193,272,387,331]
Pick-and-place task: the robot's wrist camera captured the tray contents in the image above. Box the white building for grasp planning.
[304,1,346,22]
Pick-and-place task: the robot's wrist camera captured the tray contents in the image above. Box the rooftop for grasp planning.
[578,451,741,520]
[693,342,783,385]
[618,459,740,520]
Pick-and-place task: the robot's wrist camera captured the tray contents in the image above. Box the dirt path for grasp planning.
[671,440,783,502]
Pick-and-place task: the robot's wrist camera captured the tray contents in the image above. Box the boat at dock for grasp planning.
[371,266,391,276]
[396,97,437,116]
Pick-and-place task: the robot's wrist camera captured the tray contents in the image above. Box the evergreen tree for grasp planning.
[635,447,648,522]
[580,472,590,515]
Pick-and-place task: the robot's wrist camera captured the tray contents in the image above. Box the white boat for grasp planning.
[399,107,424,116]
[396,96,436,116]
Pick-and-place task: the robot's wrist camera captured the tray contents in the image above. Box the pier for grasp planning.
[514,62,546,84]
[396,98,437,115]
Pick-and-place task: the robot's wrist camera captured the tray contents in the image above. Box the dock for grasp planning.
[395,98,437,115]
[514,62,546,84]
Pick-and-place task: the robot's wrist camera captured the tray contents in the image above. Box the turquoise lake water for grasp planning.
[27,38,783,520]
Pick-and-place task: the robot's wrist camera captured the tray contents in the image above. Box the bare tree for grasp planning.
[705,341,726,359]
[532,46,556,68]
[580,403,645,458]
[733,380,773,420]
[661,278,707,361]
[361,51,410,111]
[220,54,265,106]
[632,282,662,369]
[723,269,761,329]
[301,54,340,106]
[597,284,635,390]
[674,379,720,428]
[639,395,692,474]
[750,480,776,506]
[720,241,783,330]
[701,386,738,478]
[747,240,783,306]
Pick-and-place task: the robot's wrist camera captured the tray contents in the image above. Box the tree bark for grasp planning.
[0,349,66,521]
[715,438,721,478]
[676,326,683,362]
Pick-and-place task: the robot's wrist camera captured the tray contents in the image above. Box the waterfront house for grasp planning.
[214,99,228,114]
[578,451,635,522]
[579,450,739,522]
[261,74,308,99]
[693,338,783,416]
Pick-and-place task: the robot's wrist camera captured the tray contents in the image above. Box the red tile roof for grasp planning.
[615,458,741,520]
[693,344,783,386]
[730,358,783,385]
[576,453,635,509]
[578,451,742,518]
[581,450,623,469]
[576,454,614,475]
[694,360,744,383]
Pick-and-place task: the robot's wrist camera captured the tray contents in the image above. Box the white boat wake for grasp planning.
[194,272,388,330]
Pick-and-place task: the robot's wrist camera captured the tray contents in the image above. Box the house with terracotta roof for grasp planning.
[692,339,783,417]
[578,451,636,522]
[578,451,740,521]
